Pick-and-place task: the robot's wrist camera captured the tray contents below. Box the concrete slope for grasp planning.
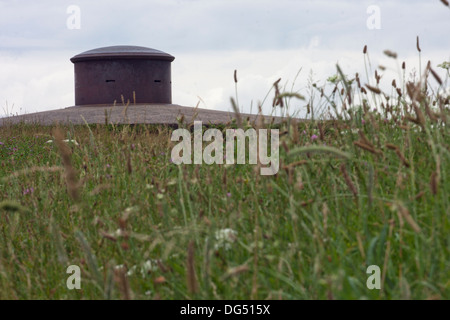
[0,104,288,126]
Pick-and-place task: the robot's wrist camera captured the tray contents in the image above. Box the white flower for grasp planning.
[45,139,79,146]
[114,264,137,276]
[339,129,359,134]
[214,228,238,251]
[119,260,160,278]
[125,206,139,214]
[127,265,137,276]
[156,193,164,200]
[114,229,125,237]
[140,260,159,275]
[64,139,79,146]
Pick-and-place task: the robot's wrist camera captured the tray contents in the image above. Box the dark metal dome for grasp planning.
[70,45,175,105]
[70,45,175,63]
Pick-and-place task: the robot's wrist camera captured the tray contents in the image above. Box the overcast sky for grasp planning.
[0,0,449,117]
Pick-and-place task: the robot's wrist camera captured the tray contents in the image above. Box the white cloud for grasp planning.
[0,51,73,115]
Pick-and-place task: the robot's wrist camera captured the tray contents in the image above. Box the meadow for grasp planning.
[0,48,448,300]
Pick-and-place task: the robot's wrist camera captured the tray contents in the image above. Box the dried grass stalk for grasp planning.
[53,128,80,201]
[395,203,421,233]
[340,164,358,197]
[114,267,132,300]
[365,84,382,94]
[187,240,198,294]
[385,143,410,167]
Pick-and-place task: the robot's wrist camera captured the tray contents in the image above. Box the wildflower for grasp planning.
[140,260,159,275]
[126,265,137,276]
[0,141,3,145]
[23,187,34,195]
[226,192,232,197]
[362,119,366,125]
[214,228,238,251]
[125,206,139,214]
[46,139,79,146]
[121,260,159,277]
[114,229,125,237]
[63,139,78,145]
[311,134,319,141]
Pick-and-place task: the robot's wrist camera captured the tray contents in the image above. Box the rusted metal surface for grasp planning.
[71,46,175,105]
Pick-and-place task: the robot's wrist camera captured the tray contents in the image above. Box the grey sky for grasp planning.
[0,0,449,116]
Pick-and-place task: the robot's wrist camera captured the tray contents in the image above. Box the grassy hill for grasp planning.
[0,58,448,300]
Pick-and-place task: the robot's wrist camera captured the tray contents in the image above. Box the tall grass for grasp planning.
[0,48,448,300]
